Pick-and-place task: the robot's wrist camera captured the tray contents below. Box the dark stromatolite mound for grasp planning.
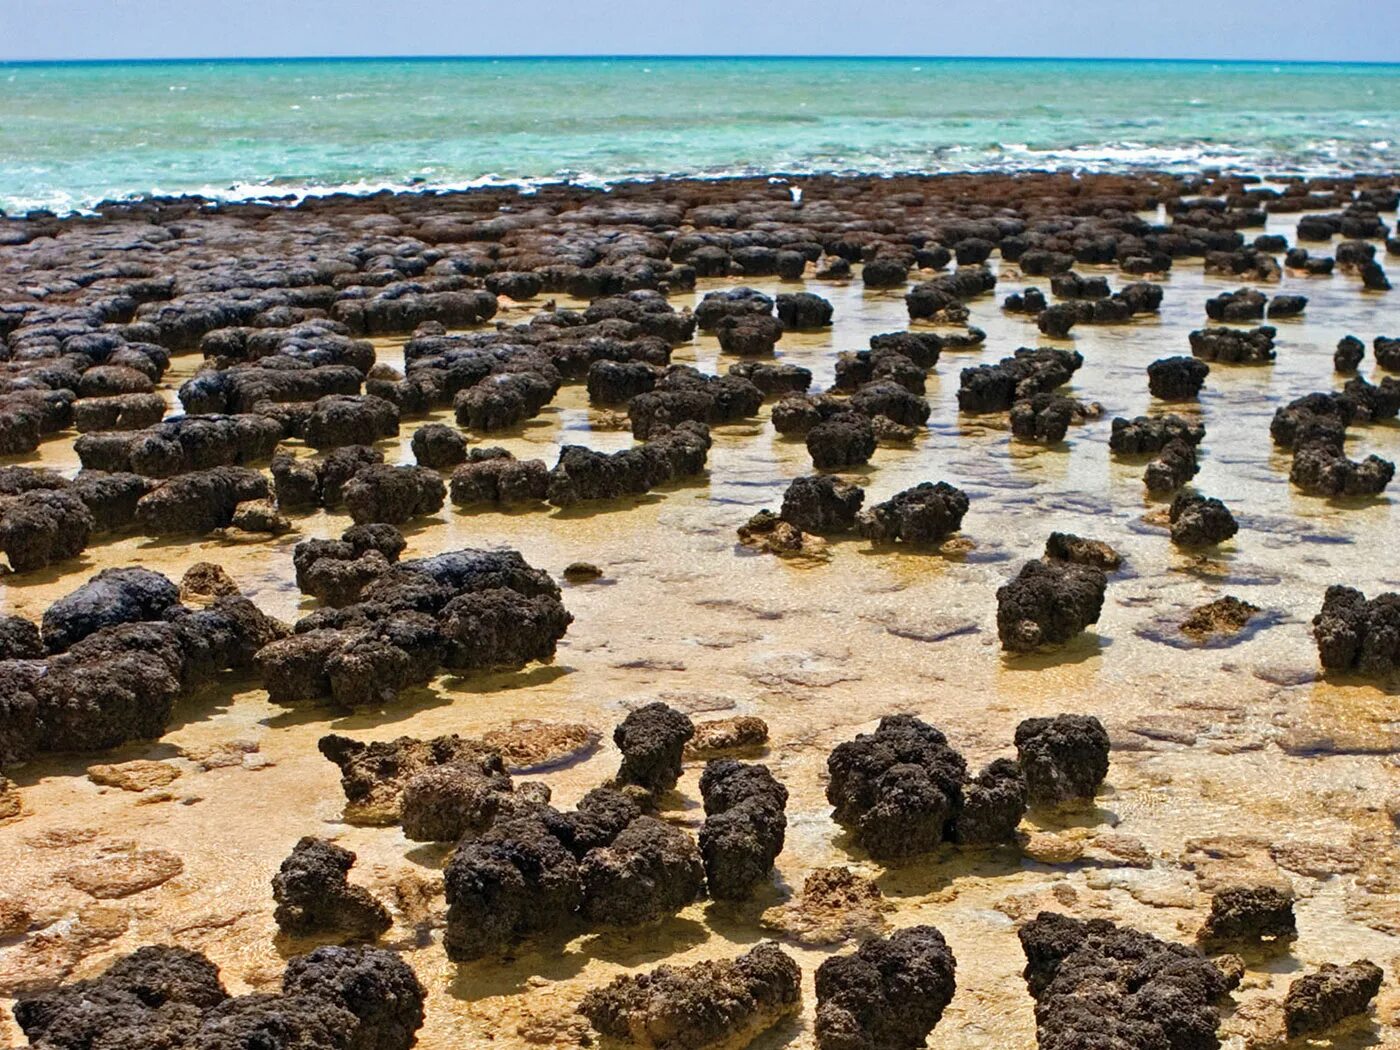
[74,413,283,478]
[776,291,833,329]
[694,287,774,329]
[0,614,43,661]
[1145,437,1201,493]
[1335,335,1365,372]
[293,524,405,607]
[856,481,969,544]
[951,758,1029,845]
[442,814,582,960]
[579,815,707,927]
[578,941,802,1050]
[906,264,997,321]
[317,732,506,825]
[1044,532,1121,570]
[1197,884,1296,947]
[1169,492,1239,548]
[613,702,695,796]
[12,945,230,1050]
[1009,393,1082,443]
[814,925,957,1050]
[1014,715,1110,805]
[996,559,1106,652]
[726,360,812,396]
[449,449,550,507]
[958,347,1083,414]
[1189,324,1277,363]
[301,394,399,450]
[627,367,763,440]
[1284,960,1384,1039]
[807,411,877,469]
[698,759,788,900]
[779,474,865,535]
[1205,287,1267,321]
[453,370,559,431]
[400,764,537,843]
[260,547,568,708]
[13,943,424,1050]
[409,422,467,469]
[587,359,659,404]
[825,715,968,858]
[1148,355,1210,401]
[41,566,181,652]
[272,445,384,509]
[0,487,94,572]
[1290,442,1395,497]
[341,464,447,525]
[272,837,393,942]
[1312,585,1400,676]
[850,380,930,428]
[134,466,270,534]
[834,347,926,394]
[546,421,711,505]
[715,313,783,355]
[178,361,362,416]
[1109,413,1205,455]
[1019,913,1236,1050]
[279,945,426,1050]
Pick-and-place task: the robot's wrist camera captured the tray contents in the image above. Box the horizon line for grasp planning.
[3,52,1399,67]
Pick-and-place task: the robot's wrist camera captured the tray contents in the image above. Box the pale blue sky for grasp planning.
[3,0,1398,63]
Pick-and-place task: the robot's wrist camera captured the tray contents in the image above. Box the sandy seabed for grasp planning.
[1,176,1398,1049]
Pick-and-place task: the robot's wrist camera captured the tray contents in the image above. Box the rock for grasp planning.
[857,482,969,544]
[1181,596,1260,638]
[317,732,506,825]
[815,926,957,1050]
[776,291,833,329]
[779,474,865,535]
[699,760,788,900]
[1312,585,1400,676]
[443,814,583,961]
[951,758,1029,846]
[825,715,967,858]
[179,562,241,603]
[1148,355,1210,401]
[760,867,893,946]
[578,941,801,1050]
[1144,438,1200,493]
[1110,414,1205,455]
[806,412,876,470]
[685,716,769,758]
[612,702,694,796]
[1015,714,1110,805]
[578,816,706,927]
[715,313,783,355]
[341,464,446,525]
[995,559,1106,652]
[1019,913,1236,1050]
[480,720,601,772]
[1045,531,1121,570]
[86,760,181,792]
[63,844,184,898]
[137,466,271,534]
[41,566,180,653]
[409,422,468,469]
[1169,493,1239,548]
[231,498,291,535]
[0,614,43,659]
[272,837,393,941]
[562,561,603,582]
[1022,832,1086,865]
[1189,325,1277,364]
[1284,960,1384,1039]
[399,762,521,842]
[1197,884,1297,947]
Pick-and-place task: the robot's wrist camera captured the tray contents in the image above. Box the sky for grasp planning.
[3,0,1399,63]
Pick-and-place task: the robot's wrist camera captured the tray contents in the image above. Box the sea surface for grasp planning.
[1,55,1399,213]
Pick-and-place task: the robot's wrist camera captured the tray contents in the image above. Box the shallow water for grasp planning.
[2,57,1400,213]
[1,206,1398,1048]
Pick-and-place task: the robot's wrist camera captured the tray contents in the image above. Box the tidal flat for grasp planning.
[0,172,1397,1049]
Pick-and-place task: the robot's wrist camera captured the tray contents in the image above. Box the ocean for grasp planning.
[1,55,1398,214]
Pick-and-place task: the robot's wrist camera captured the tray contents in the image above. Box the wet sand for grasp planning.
[1,202,1398,1048]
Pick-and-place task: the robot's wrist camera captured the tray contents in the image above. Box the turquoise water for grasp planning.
[2,56,1398,214]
